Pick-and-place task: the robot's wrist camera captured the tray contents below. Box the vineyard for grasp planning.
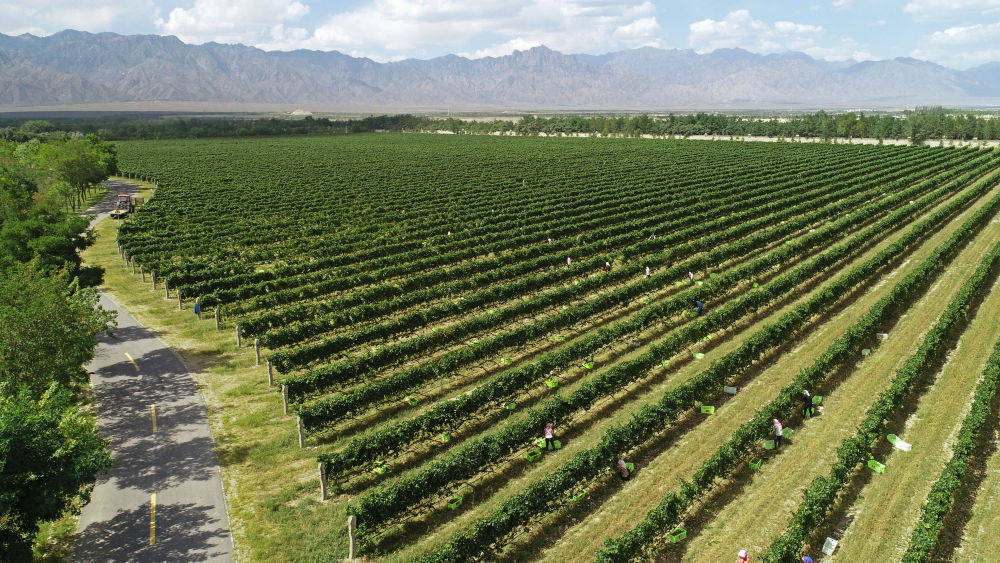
[109,133,1000,561]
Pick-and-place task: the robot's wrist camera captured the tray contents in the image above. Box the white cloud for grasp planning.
[903,0,1000,20]
[689,10,822,54]
[687,9,875,62]
[155,0,310,46]
[832,0,853,8]
[0,0,153,35]
[301,0,665,60]
[928,21,1000,44]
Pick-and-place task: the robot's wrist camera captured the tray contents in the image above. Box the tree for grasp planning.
[0,383,112,560]
[0,165,92,275]
[0,262,114,399]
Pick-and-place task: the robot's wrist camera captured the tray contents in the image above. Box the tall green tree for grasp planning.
[0,262,114,399]
[0,164,91,275]
[0,383,112,561]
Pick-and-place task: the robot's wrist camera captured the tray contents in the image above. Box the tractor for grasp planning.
[110,194,135,220]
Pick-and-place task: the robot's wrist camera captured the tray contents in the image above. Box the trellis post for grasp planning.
[236,325,242,347]
[282,384,288,415]
[347,515,357,559]
[297,416,305,448]
[319,462,328,501]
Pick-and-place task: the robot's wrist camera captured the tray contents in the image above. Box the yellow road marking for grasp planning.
[151,404,157,433]
[124,352,140,372]
[149,492,156,545]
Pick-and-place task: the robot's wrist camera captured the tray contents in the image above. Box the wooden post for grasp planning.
[177,291,182,310]
[215,307,221,330]
[267,361,273,386]
[297,416,305,448]
[319,461,328,501]
[255,338,261,366]
[347,515,357,560]
[164,280,169,299]
[282,384,288,415]
[132,259,136,275]
[140,265,145,282]
[236,325,242,347]
[151,271,157,290]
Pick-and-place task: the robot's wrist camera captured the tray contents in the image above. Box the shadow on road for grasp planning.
[75,502,230,562]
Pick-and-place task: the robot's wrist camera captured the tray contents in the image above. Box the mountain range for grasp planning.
[2,29,999,110]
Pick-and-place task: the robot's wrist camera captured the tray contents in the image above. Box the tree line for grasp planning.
[0,136,117,559]
[3,107,1000,142]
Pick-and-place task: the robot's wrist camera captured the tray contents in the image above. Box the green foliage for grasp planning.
[328,151,993,539]
[0,262,114,398]
[418,161,1000,563]
[596,167,1000,562]
[0,384,113,560]
[3,110,1000,142]
[901,336,1000,561]
[765,204,1000,562]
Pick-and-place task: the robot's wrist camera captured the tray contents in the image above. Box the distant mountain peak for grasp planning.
[0,30,997,109]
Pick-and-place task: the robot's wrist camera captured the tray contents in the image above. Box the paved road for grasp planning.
[74,182,235,562]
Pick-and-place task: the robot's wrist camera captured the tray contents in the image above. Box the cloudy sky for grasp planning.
[2,0,999,68]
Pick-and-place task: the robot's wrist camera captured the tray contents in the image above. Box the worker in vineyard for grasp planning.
[689,271,695,282]
[645,266,651,278]
[567,256,572,266]
[801,389,813,418]
[604,261,612,272]
[548,237,552,244]
[544,423,556,450]
[737,549,749,563]
[773,419,784,448]
[617,459,632,480]
[695,300,704,316]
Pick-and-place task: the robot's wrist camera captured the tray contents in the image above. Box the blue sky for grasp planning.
[2,0,999,68]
